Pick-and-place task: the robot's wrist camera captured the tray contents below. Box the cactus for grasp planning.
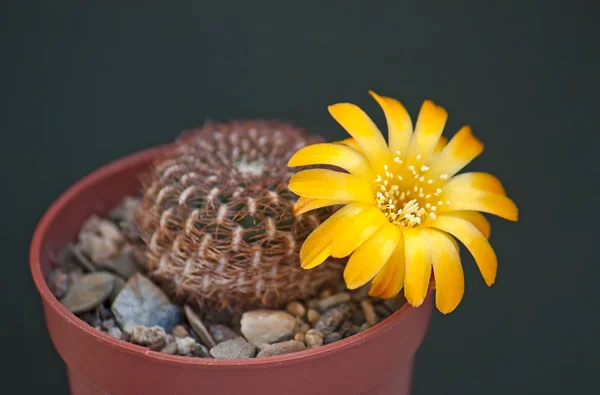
[135,120,344,312]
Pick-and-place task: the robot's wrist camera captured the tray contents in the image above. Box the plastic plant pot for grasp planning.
[29,144,434,395]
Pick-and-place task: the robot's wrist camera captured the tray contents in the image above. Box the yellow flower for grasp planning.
[287,91,518,314]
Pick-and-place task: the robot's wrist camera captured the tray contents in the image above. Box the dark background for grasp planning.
[2,1,598,394]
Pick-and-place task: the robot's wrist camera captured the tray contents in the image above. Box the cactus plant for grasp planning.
[135,120,345,312]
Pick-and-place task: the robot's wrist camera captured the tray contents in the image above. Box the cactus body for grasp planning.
[135,120,344,311]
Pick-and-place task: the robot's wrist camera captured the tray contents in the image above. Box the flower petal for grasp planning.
[439,211,491,239]
[330,208,388,258]
[424,229,465,314]
[434,135,448,153]
[300,204,365,269]
[293,197,345,216]
[428,125,483,177]
[368,90,413,157]
[289,169,374,203]
[402,228,433,307]
[287,143,375,179]
[368,234,406,298]
[406,100,448,165]
[334,138,363,153]
[443,172,506,195]
[343,222,402,289]
[328,103,390,171]
[440,188,518,221]
[428,215,497,286]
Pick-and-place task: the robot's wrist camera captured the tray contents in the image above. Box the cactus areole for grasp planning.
[135,121,345,311]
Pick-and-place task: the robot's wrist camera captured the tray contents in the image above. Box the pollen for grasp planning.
[373,158,446,228]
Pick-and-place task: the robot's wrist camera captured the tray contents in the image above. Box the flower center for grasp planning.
[373,152,450,228]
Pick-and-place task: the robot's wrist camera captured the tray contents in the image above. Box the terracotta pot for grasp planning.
[29,144,434,395]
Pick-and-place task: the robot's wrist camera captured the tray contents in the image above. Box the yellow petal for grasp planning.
[368,235,406,298]
[402,228,433,307]
[288,169,374,203]
[293,197,345,216]
[328,103,390,171]
[334,138,363,153]
[434,135,448,153]
[287,143,375,179]
[429,215,497,286]
[406,100,448,165]
[343,222,402,289]
[300,204,365,269]
[428,125,483,177]
[330,208,388,258]
[443,172,506,195]
[439,211,491,239]
[368,90,413,157]
[440,187,518,221]
[424,229,465,314]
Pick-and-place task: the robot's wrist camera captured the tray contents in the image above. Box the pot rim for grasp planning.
[29,143,428,369]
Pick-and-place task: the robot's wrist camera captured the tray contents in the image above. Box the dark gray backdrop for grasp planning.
[2,1,598,394]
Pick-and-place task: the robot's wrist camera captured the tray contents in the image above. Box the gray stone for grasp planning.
[78,232,118,265]
[60,271,115,314]
[314,307,346,336]
[184,305,216,349]
[315,292,351,312]
[101,319,116,330]
[256,340,306,357]
[81,214,124,245]
[241,310,296,346]
[209,337,256,359]
[107,326,123,340]
[111,273,180,332]
[350,309,366,325]
[107,196,140,224]
[209,324,238,344]
[324,332,342,344]
[129,325,167,351]
[374,303,391,318]
[350,284,370,302]
[98,245,140,279]
[48,267,69,298]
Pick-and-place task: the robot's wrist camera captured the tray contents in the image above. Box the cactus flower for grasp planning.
[288,91,518,313]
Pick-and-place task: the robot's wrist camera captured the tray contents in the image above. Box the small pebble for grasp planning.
[324,332,342,344]
[286,301,306,317]
[81,215,124,245]
[361,299,378,326]
[129,325,167,351]
[184,305,216,349]
[240,310,296,346]
[350,285,370,302]
[209,324,238,344]
[102,319,116,330]
[57,243,95,272]
[383,295,407,312]
[160,342,178,355]
[175,337,198,356]
[306,299,318,309]
[294,333,305,343]
[107,196,140,224]
[304,329,323,348]
[209,337,256,359]
[78,232,119,265]
[307,309,320,324]
[359,323,370,332]
[256,340,306,357]
[48,267,69,298]
[172,325,189,338]
[374,303,392,318]
[294,317,310,334]
[320,288,334,298]
[314,307,345,336]
[350,309,366,325]
[60,271,115,314]
[98,245,140,279]
[107,326,123,340]
[342,326,360,339]
[70,244,97,272]
[315,292,351,312]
